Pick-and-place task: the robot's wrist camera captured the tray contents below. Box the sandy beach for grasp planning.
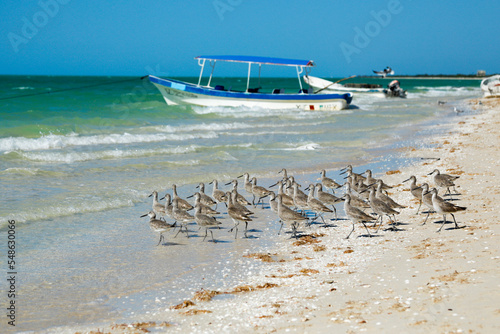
[66,96,500,334]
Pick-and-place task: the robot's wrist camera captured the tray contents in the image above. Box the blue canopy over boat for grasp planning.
[195,55,315,67]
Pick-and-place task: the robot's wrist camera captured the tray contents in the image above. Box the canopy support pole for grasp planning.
[258,64,261,88]
[246,62,252,93]
[296,66,304,92]
[197,59,206,86]
[207,61,216,88]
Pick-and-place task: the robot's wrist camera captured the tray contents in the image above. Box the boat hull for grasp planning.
[481,75,500,97]
[304,75,384,94]
[149,76,352,110]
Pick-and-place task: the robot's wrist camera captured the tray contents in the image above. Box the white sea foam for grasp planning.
[153,121,253,133]
[12,86,35,90]
[0,194,141,225]
[192,105,347,120]
[0,131,218,152]
[16,145,198,163]
[411,86,480,98]
[280,142,321,151]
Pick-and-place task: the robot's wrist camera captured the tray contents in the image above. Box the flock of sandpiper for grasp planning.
[141,165,467,245]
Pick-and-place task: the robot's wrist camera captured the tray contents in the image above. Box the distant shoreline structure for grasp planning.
[360,74,489,80]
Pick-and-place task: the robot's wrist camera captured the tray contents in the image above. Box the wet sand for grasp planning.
[72,97,500,333]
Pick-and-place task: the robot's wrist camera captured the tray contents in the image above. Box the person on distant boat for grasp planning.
[373,66,394,78]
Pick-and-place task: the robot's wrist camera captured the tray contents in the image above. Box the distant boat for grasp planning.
[303,75,384,94]
[373,66,395,78]
[148,55,353,110]
[480,75,500,97]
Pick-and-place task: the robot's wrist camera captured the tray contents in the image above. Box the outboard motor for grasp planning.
[384,80,407,98]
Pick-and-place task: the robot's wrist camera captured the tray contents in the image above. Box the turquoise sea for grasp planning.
[0,75,481,331]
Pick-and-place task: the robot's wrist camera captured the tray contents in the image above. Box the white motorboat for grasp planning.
[148,56,353,111]
[303,75,384,94]
[481,75,500,97]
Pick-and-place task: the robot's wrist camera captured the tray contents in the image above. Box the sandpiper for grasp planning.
[315,183,343,221]
[403,175,423,214]
[306,183,333,226]
[276,194,308,238]
[343,194,375,239]
[320,170,342,192]
[194,204,222,243]
[140,211,176,246]
[426,187,466,232]
[428,169,459,198]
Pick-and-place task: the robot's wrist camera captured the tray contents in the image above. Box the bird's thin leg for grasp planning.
[346,223,355,239]
[361,222,372,237]
[437,215,447,232]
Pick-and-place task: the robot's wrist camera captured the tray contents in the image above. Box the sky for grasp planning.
[1,0,499,77]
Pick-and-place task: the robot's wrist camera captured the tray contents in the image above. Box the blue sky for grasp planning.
[1,0,499,77]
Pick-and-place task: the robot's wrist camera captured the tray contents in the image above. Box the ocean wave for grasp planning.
[152,121,253,133]
[0,167,67,177]
[278,142,321,151]
[12,86,35,90]
[0,193,143,226]
[14,145,199,163]
[0,131,218,152]
[12,142,254,163]
[411,86,481,98]
[191,105,348,120]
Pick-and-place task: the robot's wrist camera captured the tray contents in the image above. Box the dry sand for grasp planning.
[75,97,500,334]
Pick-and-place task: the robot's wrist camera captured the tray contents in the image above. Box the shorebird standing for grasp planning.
[149,190,166,217]
[367,187,400,232]
[194,204,222,243]
[364,169,392,190]
[250,177,272,207]
[209,179,227,209]
[320,170,342,192]
[140,211,176,246]
[345,182,370,209]
[191,192,220,216]
[276,194,308,238]
[195,182,217,207]
[238,172,254,195]
[172,199,194,238]
[420,183,435,225]
[374,179,406,210]
[226,191,252,239]
[225,179,251,206]
[277,181,295,207]
[269,191,278,213]
[340,165,366,184]
[403,175,423,214]
[426,187,466,232]
[306,183,333,226]
[291,181,309,214]
[159,193,173,218]
[172,184,193,211]
[343,194,375,239]
[428,169,459,198]
[315,183,343,221]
